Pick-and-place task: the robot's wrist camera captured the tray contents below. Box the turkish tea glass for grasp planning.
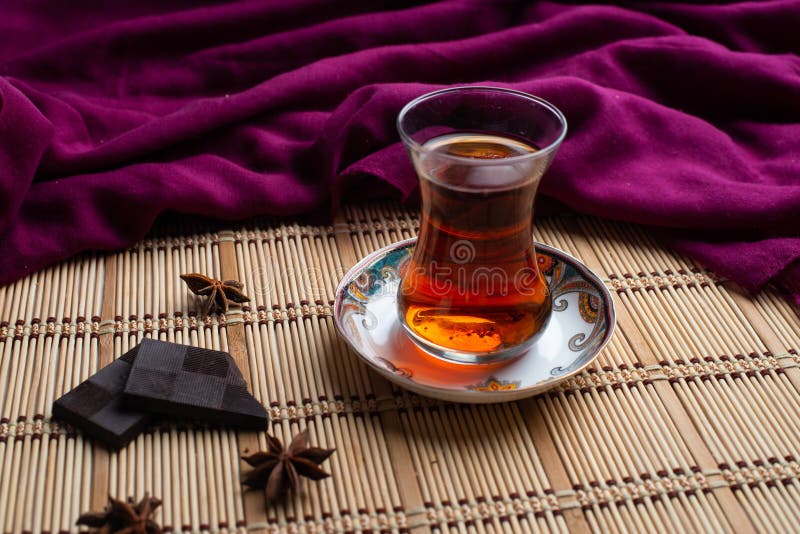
[396,86,567,364]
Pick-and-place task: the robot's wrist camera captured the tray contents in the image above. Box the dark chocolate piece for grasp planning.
[122,339,268,429]
[52,347,150,449]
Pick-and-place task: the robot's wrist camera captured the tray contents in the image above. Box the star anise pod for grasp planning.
[242,429,335,504]
[180,273,249,317]
[77,494,162,533]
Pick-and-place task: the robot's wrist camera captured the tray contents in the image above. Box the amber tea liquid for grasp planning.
[398,132,552,360]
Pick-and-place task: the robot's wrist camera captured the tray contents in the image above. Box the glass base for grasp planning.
[399,312,551,365]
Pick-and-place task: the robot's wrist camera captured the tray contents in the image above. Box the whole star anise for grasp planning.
[242,430,336,503]
[77,494,162,533]
[180,273,249,317]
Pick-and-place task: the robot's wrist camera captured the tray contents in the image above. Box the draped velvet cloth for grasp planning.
[1,1,799,304]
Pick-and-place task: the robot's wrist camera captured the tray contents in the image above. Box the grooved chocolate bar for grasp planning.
[52,347,150,449]
[123,338,268,429]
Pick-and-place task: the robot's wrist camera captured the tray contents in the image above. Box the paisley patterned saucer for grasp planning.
[333,238,615,403]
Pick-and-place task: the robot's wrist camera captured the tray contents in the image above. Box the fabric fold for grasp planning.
[0,79,53,233]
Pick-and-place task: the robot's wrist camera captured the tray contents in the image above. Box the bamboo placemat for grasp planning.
[1,203,799,533]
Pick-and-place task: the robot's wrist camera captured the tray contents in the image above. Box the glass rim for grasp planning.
[396,85,568,166]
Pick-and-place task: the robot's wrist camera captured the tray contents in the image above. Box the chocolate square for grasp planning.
[52,347,150,449]
[181,347,230,377]
[122,339,268,429]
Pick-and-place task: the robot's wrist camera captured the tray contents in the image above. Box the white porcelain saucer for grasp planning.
[333,238,615,403]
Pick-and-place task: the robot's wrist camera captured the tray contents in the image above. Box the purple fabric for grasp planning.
[1,1,799,306]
